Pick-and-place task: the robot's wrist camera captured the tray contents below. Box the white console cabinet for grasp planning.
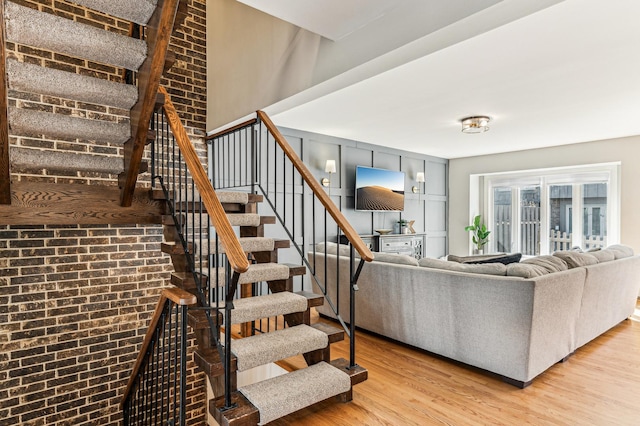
[341,233,426,259]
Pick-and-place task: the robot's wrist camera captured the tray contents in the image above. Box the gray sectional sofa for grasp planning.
[310,243,640,387]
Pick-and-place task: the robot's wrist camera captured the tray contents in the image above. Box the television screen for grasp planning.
[355,166,405,211]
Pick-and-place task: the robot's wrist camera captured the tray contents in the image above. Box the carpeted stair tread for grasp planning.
[215,237,275,254]
[9,147,123,174]
[5,2,147,70]
[217,191,249,204]
[225,213,261,227]
[214,263,291,288]
[226,291,308,325]
[232,324,328,371]
[8,108,130,144]
[239,361,351,425]
[70,0,158,25]
[6,59,138,109]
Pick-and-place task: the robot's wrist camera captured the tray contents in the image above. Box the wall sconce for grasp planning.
[412,172,425,194]
[321,160,336,187]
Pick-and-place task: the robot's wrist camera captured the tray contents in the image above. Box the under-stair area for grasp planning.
[1,1,370,424]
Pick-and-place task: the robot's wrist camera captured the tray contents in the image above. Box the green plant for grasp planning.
[465,215,491,251]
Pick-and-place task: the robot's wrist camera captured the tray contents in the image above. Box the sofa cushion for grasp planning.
[419,257,507,276]
[605,244,635,259]
[589,249,616,263]
[507,255,568,278]
[373,252,419,266]
[465,253,522,265]
[553,251,599,268]
[506,263,549,278]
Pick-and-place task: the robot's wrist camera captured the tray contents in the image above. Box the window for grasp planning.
[478,163,619,256]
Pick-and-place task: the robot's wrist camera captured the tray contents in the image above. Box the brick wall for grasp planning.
[1,1,209,425]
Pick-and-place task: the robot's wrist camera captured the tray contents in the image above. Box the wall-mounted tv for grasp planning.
[355,166,405,211]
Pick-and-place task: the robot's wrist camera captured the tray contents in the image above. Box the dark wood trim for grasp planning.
[0,0,11,205]
[0,182,163,225]
[159,86,250,274]
[206,118,258,140]
[257,111,374,262]
[120,0,180,207]
[120,288,197,409]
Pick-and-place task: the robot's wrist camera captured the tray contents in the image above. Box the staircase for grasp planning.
[2,1,371,424]
[156,188,367,425]
[1,0,183,204]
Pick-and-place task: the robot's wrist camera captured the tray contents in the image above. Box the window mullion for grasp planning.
[572,183,583,248]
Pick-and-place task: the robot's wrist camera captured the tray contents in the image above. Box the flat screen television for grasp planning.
[355,166,405,211]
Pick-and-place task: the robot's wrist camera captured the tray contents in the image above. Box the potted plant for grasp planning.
[465,215,491,254]
[397,219,408,234]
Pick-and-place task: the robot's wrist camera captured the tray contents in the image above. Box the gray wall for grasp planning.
[449,135,640,256]
[280,127,449,259]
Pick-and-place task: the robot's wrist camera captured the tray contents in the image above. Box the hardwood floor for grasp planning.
[272,302,640,425]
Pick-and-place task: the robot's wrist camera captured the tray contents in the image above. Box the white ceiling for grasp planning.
[262,0,640,159]
[236,0,405,41]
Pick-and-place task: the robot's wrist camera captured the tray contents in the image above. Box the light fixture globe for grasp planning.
[461,116,491,134]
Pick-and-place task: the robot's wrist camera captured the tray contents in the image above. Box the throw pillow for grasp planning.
[447,253,505,263]
[605,244,635,259]
[419,258,507,276]
[373,252,419,266]
[553,251,599,268]
[465,253,522,265]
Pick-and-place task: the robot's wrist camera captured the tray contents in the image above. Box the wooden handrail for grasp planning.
[0,0,11,205]
[120,0,180,207]
[206,118,258,141]
[120,287,196,409]
[159,86,250,273]
[257,111,374,262]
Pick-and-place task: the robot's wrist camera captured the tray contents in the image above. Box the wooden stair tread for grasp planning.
[283,263,307,277]
[330,358,368,387]
[194,347,236,378]
[188,309,222,331]
[211,392,259,426]
[311,322,345,344]
[161,241,192,255]
[295,290,324,308]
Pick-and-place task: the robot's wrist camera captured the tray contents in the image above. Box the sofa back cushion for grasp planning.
[315,242,419,265]
[419,257,507,276]
[553,251,599,268]
[373,252,419,266]
[506,255,568,278]
[605,244,635,259]
[588,249,616,263]
[315,242,352,257]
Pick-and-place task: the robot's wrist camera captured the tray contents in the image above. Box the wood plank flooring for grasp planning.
[272,302,640,425]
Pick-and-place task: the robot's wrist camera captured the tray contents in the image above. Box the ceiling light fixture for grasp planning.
[461,116,491,134]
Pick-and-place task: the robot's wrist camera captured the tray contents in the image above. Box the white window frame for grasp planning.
[474,163,620,255]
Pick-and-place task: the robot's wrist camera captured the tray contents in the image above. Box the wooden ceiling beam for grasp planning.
[0,182,163,225]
